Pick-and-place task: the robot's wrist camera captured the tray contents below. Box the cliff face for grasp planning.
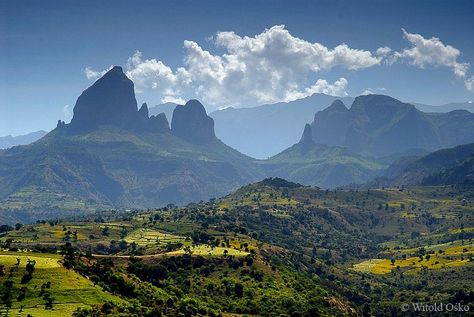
[69,66,139,133]
[171,99,216,144]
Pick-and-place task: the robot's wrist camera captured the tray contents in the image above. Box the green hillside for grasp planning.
[1,179,472,316]
[262,125,385,187]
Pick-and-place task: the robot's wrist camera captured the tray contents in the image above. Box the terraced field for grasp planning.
[166,245,249,257]
[0,251,122,317]
[124,228,186,246]
[353,242,474,274]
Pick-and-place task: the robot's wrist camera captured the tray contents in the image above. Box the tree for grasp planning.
[235,282,244,298]
[101,226,110,236]
[26,260,36,275]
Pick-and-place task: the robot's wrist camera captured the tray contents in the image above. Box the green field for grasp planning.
[0,251,122,317]
[166,245,249,257]
[124,228,186,246]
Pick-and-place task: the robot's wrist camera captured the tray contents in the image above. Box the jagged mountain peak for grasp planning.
[138,103,149,119]
[299,124,314,146]
[326,99,348,112]
[69,65,138,133]
[171,99,216,144]
[351,94,414,113]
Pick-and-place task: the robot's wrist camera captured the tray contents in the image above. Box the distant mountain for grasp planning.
[310,95,474,157]
[0,131,47,149]
[262,124,385,188]
[209,94,354,159]
[149,102,179,123]
[0,67,263,223]
[387,143,474,186]
[414,101,474,113]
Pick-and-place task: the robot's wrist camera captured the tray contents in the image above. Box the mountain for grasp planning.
[209,94,354,158]
[261,124,385,187]
[0,67,263,223]
[0,130,48,149]
[310,95,474,157]
[379,143,474,186]
[148,102,178,123]
[414,101,474,113]
[171,99,215,144]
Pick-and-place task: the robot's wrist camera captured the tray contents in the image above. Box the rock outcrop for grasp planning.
[299,124,314,146]
[171,99,216,144]
[69,66,139,133]
[148,113,170,133]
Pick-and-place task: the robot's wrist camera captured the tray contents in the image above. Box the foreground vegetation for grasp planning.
[1,178,473,316]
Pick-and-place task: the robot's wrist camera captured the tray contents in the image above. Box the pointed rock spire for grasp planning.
[69,66,139,133]
[148,113,170,133]
[299,124,314,146]
[171,99,216,144]
[138,103,149,119]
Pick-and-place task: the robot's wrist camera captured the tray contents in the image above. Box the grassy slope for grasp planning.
[1,182,473,316]
[0,251,122,317]
[262,142,385,188]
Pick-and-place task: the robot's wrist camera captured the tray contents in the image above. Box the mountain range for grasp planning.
[413,101,474,113]
[0,130,48,149]
[0,67,263,223]
[366,142,474,187]
[310,95,474,157]
[150,97,473,159]
[2,66,474,223]
[150,95,354,159]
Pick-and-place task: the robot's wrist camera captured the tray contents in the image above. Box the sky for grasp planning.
[1,0,474,136]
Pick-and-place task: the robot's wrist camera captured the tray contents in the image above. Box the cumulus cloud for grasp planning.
[84,25,387,108]
[466,77,474,92]
[62,105,72,121]
[376,46,392,57]
[361,87,387,95]
[84,66,112,80]
[394,29,469,78]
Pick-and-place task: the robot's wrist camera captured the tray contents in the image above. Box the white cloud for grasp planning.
[466,77,474,92]
[125,51,191,96]
[84,66,112,80]
[286,78,348,100]
[62,105,72,121]
[162,96,186,104]
[84,25,387,108]
[361,87,387,95]
[376,46,392,57]
[395,29,469,78]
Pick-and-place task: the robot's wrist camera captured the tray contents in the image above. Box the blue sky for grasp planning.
[1,0,474,136]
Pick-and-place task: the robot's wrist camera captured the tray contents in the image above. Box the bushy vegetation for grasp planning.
[1,182,473,316]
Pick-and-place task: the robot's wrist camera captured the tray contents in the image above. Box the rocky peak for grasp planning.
[299,124,314,146]
[171,99,216,144]
[138,103,149,119]
[351,94,414,113]
[327,100,348,112]
[148,113,170,133]
[69,66,139,133]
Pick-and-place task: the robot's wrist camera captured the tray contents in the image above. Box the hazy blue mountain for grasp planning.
[149,102,179,123]
[209,94,354,159]
[171,100,216,144]
[413,101,474,113]
[310,95,474,157]
[368,143,474,187]
[0,67,263,222]
[0,131,48,149]
[261,124,385,188]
